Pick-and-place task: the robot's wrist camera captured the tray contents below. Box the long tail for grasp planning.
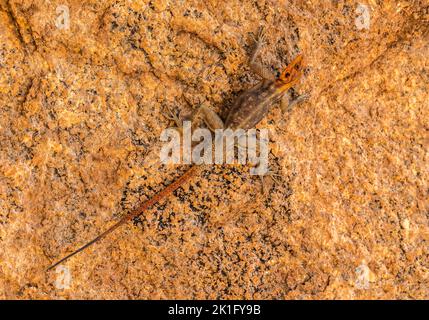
[46,165,200,271]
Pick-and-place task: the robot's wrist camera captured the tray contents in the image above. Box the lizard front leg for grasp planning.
[249,27,276,81]
[280,92,310,113]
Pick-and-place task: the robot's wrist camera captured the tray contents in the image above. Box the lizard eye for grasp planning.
[275,70,281,78]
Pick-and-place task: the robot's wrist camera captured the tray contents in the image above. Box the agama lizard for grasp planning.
[47,28,306,271]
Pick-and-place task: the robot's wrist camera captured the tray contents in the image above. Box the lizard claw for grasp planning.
[259,170,283,195]
[164,105,182,127]
[251,26,267,52]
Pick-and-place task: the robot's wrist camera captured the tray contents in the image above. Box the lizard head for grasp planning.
[275,53,304,92]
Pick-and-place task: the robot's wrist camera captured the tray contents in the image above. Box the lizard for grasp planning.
[46,28,307,271]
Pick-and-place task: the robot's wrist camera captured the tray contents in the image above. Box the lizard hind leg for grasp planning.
[199,105,224,132]
[258,169,284,195]
[179,93,225,132]
[164,102,225,135]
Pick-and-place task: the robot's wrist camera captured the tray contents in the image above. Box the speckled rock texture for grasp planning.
[0,0,428,299]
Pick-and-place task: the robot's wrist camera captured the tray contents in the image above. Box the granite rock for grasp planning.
[0,0,428,299]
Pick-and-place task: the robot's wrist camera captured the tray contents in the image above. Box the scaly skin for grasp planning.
[47,32,305,271]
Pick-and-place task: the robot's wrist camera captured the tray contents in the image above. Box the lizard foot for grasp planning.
[281,92,310,114]
[258,170,284,195]
[164,105,183,128]
[249,26,275,81]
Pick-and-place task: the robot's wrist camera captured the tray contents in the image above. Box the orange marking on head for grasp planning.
[275,54,304,92]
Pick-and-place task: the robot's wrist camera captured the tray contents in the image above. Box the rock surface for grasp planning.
[0,0,428,299]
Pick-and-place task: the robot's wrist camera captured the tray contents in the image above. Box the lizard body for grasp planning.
[47,29,305,271]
